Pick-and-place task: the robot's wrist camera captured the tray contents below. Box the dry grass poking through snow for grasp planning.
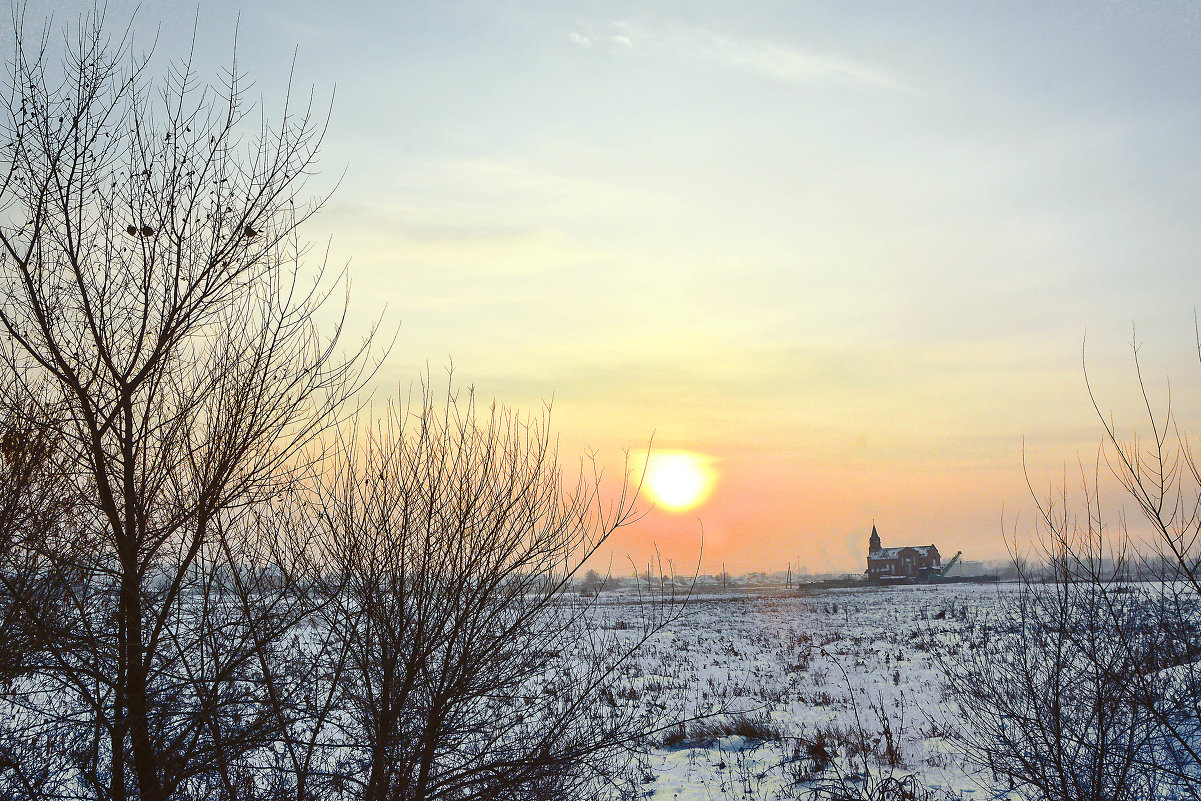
[592,581,1022,800]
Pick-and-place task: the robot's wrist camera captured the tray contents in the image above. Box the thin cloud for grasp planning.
[569,31,591,48]
[632,24,901,90]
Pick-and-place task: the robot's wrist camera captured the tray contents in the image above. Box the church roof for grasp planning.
[868,545,938,560]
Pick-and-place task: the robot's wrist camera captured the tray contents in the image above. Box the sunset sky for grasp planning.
[22,1,1201,573]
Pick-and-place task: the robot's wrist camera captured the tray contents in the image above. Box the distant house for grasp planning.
[866,525,941,581]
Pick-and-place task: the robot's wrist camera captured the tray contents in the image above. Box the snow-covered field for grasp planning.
[594,581,1020,800]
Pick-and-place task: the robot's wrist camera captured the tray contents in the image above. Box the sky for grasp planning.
[19,1,1201,573]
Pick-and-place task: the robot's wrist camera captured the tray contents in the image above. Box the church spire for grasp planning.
[869,524,881,554]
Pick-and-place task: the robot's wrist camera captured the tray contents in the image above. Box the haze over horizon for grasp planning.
[18,0,1201,573]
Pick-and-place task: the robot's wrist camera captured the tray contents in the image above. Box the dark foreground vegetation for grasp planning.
[0,10,683,801]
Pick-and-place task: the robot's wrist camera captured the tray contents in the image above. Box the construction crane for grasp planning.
[938,551,963,577]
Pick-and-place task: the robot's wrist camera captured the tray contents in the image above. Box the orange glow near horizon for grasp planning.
[638,451,717,513]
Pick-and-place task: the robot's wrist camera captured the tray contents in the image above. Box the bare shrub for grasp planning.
[309,382,686,800]
[936,332,1201,801]
[803,772,942,801]
[937,559,1167,801]
[659,711,784,748]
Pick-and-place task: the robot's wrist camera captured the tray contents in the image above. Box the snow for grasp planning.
[592,581,1023,799]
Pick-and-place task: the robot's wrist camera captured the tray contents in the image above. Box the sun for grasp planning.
[640,452,716,512]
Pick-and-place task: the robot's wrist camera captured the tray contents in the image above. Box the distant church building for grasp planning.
[866,525,942,581]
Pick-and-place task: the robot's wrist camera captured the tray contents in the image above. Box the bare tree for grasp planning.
[310,381,684,801]
[579,569,606,597]
[938,333,1201,801]
[1074,335,1201,798]
[0,8,373,800]
[0,380,72,678]
[0,9,690,801]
